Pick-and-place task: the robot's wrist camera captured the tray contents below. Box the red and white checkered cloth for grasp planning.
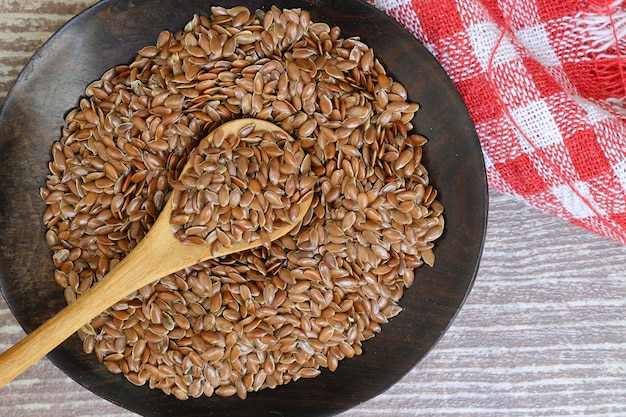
[369,0,626,243]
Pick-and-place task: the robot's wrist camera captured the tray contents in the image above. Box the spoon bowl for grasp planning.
[0,118,313,388]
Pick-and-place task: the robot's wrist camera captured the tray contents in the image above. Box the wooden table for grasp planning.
[1,1,625,415]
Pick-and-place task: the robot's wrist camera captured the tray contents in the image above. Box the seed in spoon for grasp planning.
[169,120,317,253]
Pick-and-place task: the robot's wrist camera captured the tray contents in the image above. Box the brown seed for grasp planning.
[215,384,237,397]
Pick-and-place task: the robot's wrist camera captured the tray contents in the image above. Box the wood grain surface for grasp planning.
[1,1,625,416]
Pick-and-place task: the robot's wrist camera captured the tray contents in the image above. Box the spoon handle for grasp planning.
[0,203,183,388]
[0,230,169,388]
[0,194,312,388]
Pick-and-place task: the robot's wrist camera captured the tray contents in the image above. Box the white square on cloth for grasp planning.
[510,99,563,151]
[573,96,614,123]
[516,24,561,66]
[551,182,604,219]
[371,0,411,12]
[612,158,626,194]
[466,22,519,70]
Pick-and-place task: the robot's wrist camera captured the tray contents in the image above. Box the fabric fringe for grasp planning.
[572,0,626,115]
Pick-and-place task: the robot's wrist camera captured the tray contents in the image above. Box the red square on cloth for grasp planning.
[454,74,504,121]
[564,127,611,181]
[477,117,525,163]
[494,153,549,196]
[587,173,626,215]
[535,0,580,23]
[608,212,626,238]
[411,0,466,39]
[523,56,564,98]
[562,60,604,100]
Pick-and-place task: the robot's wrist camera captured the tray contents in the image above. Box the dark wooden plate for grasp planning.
[0,0,487,416]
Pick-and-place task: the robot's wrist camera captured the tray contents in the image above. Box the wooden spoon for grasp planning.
[0,118,313,388]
